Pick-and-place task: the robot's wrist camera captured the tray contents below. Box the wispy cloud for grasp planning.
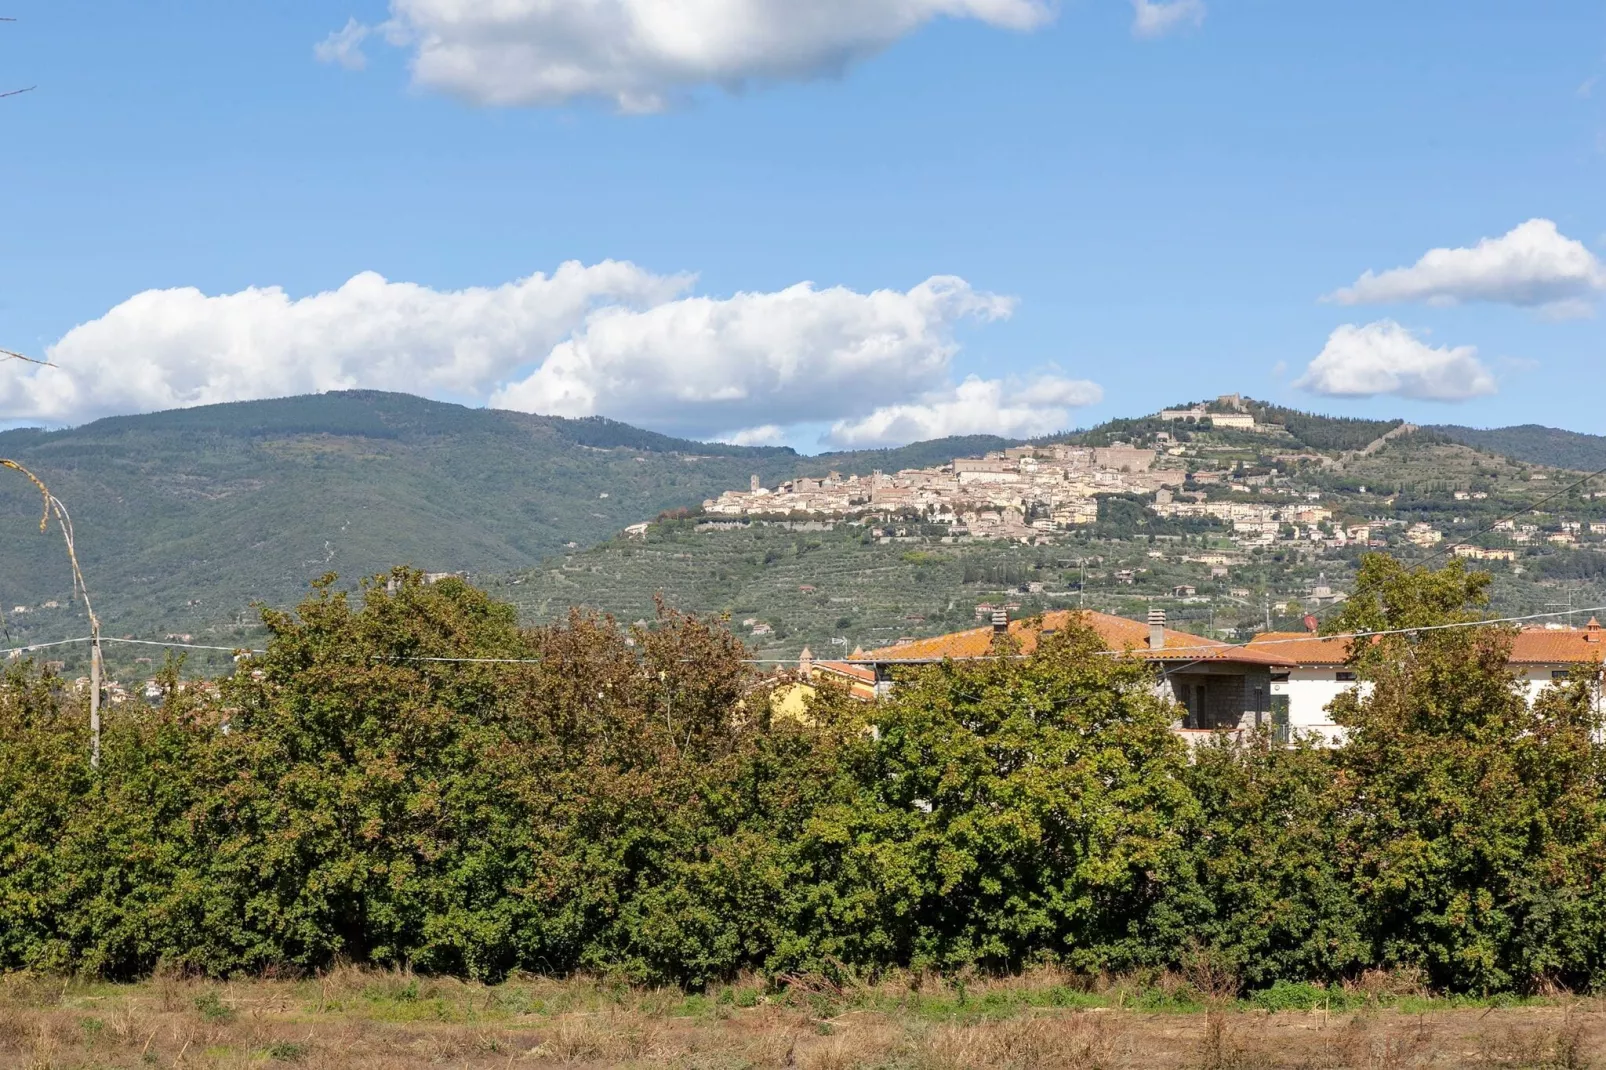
[1130,0,1205,39]
[314,17,371,72]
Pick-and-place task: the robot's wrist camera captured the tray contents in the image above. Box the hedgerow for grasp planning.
[0,558,1602,994]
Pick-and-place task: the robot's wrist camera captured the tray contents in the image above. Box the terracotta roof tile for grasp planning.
[1509,628,1606,665]
[1245,625,1606,667]
[1245,632,1353,666]
[856,610,1297,668]
[813,660,875,684]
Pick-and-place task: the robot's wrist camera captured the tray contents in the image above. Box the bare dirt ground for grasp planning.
[0,968,1597,1069]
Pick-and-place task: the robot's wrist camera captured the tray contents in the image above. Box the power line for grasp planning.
[829,603,1606,665]
[102,636,265,654]
[1409,460,1606,573]
[1278,459,1606,640]
[7,599,1605,675]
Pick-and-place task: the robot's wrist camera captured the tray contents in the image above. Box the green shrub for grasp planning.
[1249,981,1336,1012]
[1,558,1603,995]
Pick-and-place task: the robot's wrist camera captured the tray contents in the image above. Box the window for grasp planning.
[1270,695,1291,744]
[1336,671,1356,682]
[1553,669,1571,680]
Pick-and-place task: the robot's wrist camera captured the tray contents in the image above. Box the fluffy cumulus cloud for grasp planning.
[4,262,688,423]
[6,265,1072,448]
[489,276,1016,434]
[826,374,1102,447]
[1327,219,1606,314]
[717,425,787,447]
[1130,0,1205,39]
[323,0,1056,110]
[1294,321,1497,402]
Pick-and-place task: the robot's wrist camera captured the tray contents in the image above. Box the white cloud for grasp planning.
[6,262,688,423]
[826,374,1102,447]
[1130,0,1205,39]
[1294,321,1497,402]
[718,425,786,447]
[346,0,1055,110]
[9,265,1068,448]
[1326,218,1606,312]
[315,17,372,71]
[490,276,1015,435]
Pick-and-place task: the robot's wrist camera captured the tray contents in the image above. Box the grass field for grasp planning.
[1,968,1598,1069]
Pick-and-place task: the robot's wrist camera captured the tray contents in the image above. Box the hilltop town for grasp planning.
[701,441,1170,539]
[508,395,1606,659]
[694,395,1516,557]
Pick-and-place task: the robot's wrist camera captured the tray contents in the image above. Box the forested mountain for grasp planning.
[0,390,1006,655]
[3,387,1602,675]
[1435,424,1606,474]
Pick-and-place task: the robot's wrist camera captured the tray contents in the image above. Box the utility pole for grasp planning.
[1547,589,1579,630]
[89,640,102,767]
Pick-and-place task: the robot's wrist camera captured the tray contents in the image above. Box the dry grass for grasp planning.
[0,968,1598,1069]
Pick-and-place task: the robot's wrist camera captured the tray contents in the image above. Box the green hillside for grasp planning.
[1435,424,1606,473]
[0,391,1016,670]
[1058,398,1405,453]
[4,389,1603,681]
[499,429,1606,661]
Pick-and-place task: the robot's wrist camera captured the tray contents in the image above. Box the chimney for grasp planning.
[1148,608,1166,651]
[1587,618,1602,643]
[750,474,760,492]
[798,647,814,679]
[992,609,1009,635]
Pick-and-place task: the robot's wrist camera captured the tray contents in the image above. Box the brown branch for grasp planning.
[0,459,51,532]
[0,460,105,766]
[0,347,53,367]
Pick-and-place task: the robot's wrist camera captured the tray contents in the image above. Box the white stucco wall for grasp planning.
[1276,665,1603,747]
[1272,668,1359,746]
[1517,666,1604,711]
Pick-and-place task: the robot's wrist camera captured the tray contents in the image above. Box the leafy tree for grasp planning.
[1327,555,1606,992]
[848,620,1197,973]
[1177,738,1366,988]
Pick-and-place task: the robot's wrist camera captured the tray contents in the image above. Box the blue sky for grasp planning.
[1,1,1602,450]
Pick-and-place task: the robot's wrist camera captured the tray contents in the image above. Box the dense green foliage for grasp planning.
[1243,401,1404,452]
[1436,423,1606,473]
[3,556,1605,994]
[1327,557,1606,992]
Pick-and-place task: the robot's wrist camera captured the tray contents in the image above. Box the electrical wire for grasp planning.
[4,602,1602,673]
[1280,458,1606,640]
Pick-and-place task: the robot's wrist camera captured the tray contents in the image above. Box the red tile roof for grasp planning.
[813,660,875,684]
[809,659,880,701]
[1244,632,1354,666]
[1509,625,1606,665]
[854,610,1297,668]
[1246,621,1606,667]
